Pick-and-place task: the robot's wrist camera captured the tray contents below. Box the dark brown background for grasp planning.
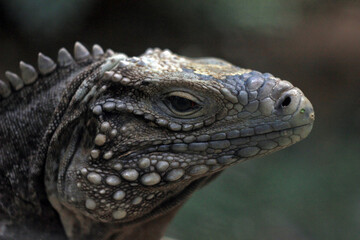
[0,1,359,239]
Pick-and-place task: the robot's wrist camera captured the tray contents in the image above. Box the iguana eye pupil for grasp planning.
[167,96,198,112]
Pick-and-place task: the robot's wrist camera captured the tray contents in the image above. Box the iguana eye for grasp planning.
[164,92,201,116]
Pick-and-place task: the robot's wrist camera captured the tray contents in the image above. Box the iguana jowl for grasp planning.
[0,42,315,240]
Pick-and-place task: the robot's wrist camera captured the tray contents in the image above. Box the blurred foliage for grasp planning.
[0,0,351,37]
[0,0,359,239]
[1,0,95,37]
[160,0,305,34]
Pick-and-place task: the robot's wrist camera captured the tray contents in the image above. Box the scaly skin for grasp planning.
[0,43,314,240]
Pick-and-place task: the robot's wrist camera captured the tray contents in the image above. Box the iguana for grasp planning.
[0,42,314,240]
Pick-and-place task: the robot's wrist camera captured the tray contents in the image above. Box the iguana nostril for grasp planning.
[281,96,291,107]
[310,112,315,120]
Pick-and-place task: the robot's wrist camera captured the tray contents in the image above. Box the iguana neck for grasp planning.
[112,205,180,240]
[0,69,70,217]
[0,70,71,238]
[0,58,97,221]
[78,205,181,240]
[51,173,212,240]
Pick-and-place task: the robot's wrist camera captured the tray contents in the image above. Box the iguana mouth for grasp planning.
[124,121,314,161]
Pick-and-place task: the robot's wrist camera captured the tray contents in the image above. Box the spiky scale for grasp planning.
[106,49,115,56]
[0,80,11,98]
[5,71,24,91]
[57,48,74,67]
[74,42,90,61]
[19,61,38,85]
[92,44,104,58]
[38,53,57,75]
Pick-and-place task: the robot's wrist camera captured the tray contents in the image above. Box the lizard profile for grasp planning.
[0,42,314,240]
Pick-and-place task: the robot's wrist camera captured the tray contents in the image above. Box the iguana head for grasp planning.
[46,46,314,231]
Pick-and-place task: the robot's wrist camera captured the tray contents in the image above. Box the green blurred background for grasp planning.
[0,0,359,239]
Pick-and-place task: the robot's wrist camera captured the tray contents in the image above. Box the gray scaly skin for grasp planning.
[0,42,315,240]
